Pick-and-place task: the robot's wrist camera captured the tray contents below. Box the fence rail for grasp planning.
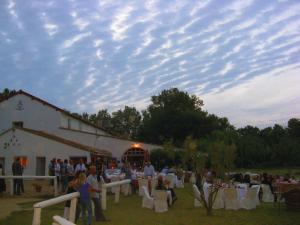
[52,215,76,225]
[0,175,57,196]
[32,179,131,225]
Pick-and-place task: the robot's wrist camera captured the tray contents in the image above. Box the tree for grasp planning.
[288,118,300,138]
[0,88,16,98]
[111,106,141,139]
[138,88,230,146]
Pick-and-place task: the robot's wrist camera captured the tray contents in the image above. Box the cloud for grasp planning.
[203,63,300,127]
[62,32,92,48]
[110,5,134,41]
[219,61,234,76]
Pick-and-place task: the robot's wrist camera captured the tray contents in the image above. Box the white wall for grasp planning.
[0,129,91,175]
[60,114,107,135]
[0,93,108,136]
[0,95,61,133]
[55,129,161,159]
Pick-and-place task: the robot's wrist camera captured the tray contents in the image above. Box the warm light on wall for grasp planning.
[131,143,141,148]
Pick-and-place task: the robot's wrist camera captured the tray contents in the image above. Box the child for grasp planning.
[77,173,92,225]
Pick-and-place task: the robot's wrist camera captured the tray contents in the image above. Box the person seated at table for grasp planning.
[243,174,251,186]
[143,161,155,178]
[156,175,177,205]
[161,166,169,175]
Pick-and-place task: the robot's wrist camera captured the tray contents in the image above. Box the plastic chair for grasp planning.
[240,187,257,209]
[138,179,149,196]
[165,174,175,189]
[261,184,274,202]
[192,184,202,207]
[251,185,261,206]
[224,188,240,210]
[142,186,154,209]
[176,174,185,188]
[213,189,224,209]
[153,190,168,213]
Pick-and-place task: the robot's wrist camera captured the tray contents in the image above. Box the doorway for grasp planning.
[36,157,46,176]
[0,157,5,174]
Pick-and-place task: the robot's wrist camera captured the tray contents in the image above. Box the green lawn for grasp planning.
[1,183,299,225]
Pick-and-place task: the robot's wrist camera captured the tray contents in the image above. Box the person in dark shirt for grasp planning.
[12,158,23,195]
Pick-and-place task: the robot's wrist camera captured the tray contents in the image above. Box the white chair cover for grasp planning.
[176,174,185,188]
[154,190,168,213]
[165,174,175,189]
[142,186,154,209]
[121,183,131,196]
[251,185,261,205]
[224,188,240,210]
[110,176,120,193]
[261,184,274,202]
[203,182,212,204]
[213,189,224,209]
[239,187,257,209]
[190,172,196,184]
[138,179,149,196]
[192,184,202,207]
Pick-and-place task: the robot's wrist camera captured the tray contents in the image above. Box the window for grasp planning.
[12,121,23,128]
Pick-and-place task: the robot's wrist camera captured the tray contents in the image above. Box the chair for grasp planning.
[142,186,154,209]
[165,174,175,189]
[192,185,202,207]
[138,179,149,196]
[251,185,261,206]
[176,174,185,188]
[190,173,196,184]
[261,184,274,202]
[121,183,131,196]
[223,188,239,210]
[203,182,212,204]
[110,176,120,194]
[239,187,257,209]
[213,189,224,209]
[153,190,168,213]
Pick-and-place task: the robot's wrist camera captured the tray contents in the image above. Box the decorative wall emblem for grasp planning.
[16,100,24,111]
[3,134,20,149]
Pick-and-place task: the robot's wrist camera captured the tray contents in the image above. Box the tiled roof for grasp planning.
[0,90,109,134]
[18,127,112,157]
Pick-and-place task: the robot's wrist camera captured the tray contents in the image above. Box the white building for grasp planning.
[0,90,160,175]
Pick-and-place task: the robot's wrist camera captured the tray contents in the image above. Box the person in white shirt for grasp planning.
[54,159,61,189]
[143,161,155,178]
[75,158,87,173]
[87,166,107,222]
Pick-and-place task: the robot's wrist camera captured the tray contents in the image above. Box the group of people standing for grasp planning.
[58,158,108,225]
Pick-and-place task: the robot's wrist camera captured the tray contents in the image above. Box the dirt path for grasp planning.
[0,197,41,220]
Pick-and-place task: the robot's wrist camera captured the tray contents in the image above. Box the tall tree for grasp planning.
[111,106,141,139]
[139,88,231,146]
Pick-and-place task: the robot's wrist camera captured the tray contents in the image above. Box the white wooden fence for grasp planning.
[0,175,57,196]
[32,179,131,225]
[52,216,76,225]
[101,179,131,210]
[32,192,79,225]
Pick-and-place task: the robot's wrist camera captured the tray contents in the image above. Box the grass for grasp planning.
[0,183,299,225]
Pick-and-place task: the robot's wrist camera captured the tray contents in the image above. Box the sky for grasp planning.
[0,0,300,128]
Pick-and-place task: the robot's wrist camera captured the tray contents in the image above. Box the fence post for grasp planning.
[10,178,14,196]
[32,207,41,225]
[102,186,107,210]
[115,185,120,203]
[54,177,58,196]
[69,197,78,223]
